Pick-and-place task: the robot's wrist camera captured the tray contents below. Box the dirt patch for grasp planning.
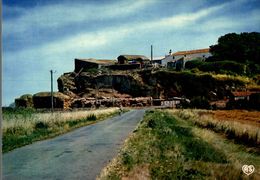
[211,110,260,127]
[122,164,150,180]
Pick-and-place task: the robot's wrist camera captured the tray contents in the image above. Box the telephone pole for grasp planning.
[151,45,153,62]
[50,70,56,112]
[50,70,54,113]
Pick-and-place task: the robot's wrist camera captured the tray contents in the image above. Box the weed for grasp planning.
[122,152,134,170]
[86,114,97,121]
[35,121,49,129]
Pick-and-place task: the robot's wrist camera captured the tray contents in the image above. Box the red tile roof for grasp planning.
[231,91,254,97]
[173,48,210,56]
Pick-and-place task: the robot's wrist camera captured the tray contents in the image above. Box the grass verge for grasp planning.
[3,108,120,153]
[99,110,260,179]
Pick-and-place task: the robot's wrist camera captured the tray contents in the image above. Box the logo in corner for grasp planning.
[242,165,255,175]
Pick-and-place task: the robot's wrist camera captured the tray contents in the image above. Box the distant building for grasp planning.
[230,91,254,101]
[159,48,212,69]
[33,92,71,109]
[173,48,211,61]
[117,55,150,67]
[74,58,115,72]
[151,56,164,65]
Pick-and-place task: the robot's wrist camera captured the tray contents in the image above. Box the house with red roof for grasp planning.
[156,48,212,69]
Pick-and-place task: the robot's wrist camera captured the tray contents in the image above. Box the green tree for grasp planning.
[209,32,260,64]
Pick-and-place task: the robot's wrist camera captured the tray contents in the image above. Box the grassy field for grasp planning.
[99,109,260,179]
[2,107,120,153]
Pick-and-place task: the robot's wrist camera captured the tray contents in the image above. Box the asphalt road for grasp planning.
[3,109,145,180]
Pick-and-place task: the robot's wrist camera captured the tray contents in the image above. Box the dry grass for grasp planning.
[191,127,260,179]
[3,108,118,134]
[211,74,251,84]
[3,108,119,152]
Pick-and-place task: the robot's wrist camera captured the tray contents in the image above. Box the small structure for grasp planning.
[74,58,115,72]
[230,91,254,101]
[15,94,33,108]
[151,56,165,66]
[117,55,150,67]
[33,92,71,109]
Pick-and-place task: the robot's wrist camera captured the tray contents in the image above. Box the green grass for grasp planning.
[3,108,119,153]
[99,110,260,179]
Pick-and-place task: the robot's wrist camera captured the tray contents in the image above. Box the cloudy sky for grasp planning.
[2,0,260,106]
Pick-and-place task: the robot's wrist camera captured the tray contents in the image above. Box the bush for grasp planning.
[185,60,204,69]
[190,96,211,109]
[35,121,49,129]
[249,93,260,110]
[226,99,250,110]
[86,114,97,121]
[185,60,246,75]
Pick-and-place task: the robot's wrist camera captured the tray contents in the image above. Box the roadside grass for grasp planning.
[174,109,260,149]
[3,108,119,153]
[98,110,259,179]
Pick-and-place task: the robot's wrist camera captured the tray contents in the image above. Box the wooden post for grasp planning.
[50,70,54,113]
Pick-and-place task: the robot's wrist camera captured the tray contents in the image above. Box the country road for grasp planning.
[3,109,146,180]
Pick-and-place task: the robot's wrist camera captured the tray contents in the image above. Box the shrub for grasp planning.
[122,152,134,170]
[190,96,211,109]
[86,114,97,121]
[249,93,260,110]
[35,121,49,129]
[185,60,203,69]
[185,60,246,75]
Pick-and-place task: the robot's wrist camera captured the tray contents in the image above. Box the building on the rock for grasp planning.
[154,48,212,69]
[74,58,115,72]
[117,55,150,67]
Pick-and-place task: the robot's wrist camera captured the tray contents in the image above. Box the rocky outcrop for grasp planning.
[58,71,153,98]
[57,70,247,104]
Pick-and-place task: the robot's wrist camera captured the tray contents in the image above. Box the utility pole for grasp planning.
[50,70,54,113]
[50,70,56,112]
[151,45,153,62]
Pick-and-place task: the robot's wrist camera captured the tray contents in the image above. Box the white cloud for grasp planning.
[3,0,155,36]
[6,1,257,64]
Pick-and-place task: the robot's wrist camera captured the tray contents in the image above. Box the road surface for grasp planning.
[3,109,145,180]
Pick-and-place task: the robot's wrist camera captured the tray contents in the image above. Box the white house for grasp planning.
[172,48,211,61]
[160,48,211,68]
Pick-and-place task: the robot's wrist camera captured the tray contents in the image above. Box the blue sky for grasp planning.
[2,0,260,106]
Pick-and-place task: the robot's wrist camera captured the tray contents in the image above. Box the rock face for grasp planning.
[58,71,153,98]
[57,69,247,105]
[15,69,248,109]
